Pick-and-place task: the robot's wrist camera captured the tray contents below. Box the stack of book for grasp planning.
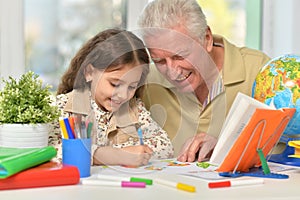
[0,146,80,190]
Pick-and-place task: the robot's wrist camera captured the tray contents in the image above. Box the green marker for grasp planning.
[98,174,153,185]
[87,122,93,138]
[130,177,153,185]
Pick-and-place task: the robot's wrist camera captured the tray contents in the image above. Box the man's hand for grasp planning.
[177,133,217,162]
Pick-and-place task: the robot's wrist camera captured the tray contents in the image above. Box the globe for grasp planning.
[252,54,300,135]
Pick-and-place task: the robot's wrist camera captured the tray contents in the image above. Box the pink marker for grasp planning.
[81,179,146,188]
[121,181,146,188]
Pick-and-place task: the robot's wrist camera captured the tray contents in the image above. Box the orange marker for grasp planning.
[68,116,76,138]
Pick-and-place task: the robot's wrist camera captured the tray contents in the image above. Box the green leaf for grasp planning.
[0,71,60,124]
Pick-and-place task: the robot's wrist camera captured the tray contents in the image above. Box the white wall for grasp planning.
[0,0,25,81]
[262,0,300,58]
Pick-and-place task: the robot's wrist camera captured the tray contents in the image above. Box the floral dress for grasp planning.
[48,90,174,163]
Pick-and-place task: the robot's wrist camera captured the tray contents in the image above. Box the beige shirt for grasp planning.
[142,35,270,156]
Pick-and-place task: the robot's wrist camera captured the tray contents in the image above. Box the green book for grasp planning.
[0,146,57,179]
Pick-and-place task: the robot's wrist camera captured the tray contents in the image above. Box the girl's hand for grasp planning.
[119,145,153,166]
[93,145,153,166]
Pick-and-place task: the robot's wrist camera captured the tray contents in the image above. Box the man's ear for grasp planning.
[203,26,214,53]
[85,64,94,82]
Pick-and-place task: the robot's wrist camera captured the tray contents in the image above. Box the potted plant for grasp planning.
[0,71,60,148]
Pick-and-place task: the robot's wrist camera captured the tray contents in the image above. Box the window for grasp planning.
[6,0,297,90]
[24,0,252,92]
[198,0,248,47]
[25,0,128,91]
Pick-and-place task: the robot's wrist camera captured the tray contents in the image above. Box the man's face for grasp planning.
[144,27,218,93]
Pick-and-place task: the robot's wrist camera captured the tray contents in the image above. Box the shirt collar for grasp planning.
[214,35,246,85]
[202,71,225,108]
[91,97,139,129]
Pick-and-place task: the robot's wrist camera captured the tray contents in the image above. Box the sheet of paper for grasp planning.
[96,158,225,180]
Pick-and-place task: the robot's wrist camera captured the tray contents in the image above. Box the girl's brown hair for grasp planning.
[57,29,149,98]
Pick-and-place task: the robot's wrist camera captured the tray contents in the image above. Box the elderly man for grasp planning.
[137,0,270,162]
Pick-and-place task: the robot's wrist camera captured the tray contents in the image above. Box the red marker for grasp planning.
[208,178,264,189]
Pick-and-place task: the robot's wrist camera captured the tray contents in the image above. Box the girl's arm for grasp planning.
[137,99,174,159]
[93,145,152,166]
[141,125,174,159]
[113,99,174,159]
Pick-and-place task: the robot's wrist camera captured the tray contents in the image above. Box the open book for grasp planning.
[209,92,295,172]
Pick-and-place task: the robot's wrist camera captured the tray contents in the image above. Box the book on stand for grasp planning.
[209,92,296,173]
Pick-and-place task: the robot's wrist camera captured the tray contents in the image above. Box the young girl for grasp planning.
[49,29,174,166]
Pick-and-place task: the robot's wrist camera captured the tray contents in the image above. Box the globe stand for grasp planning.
[268,135,300,167]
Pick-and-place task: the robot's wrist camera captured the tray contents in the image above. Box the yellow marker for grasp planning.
[177,182,196,193]
[155,178,196,193]
[59,117,69,139]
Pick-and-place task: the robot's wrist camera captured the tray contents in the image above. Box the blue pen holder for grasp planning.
[62,138,91,178]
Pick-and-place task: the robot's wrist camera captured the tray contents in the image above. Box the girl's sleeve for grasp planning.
[136,99,174,159]
[48,94,68,163]
[112,98,174,159]
[48,120,63,163]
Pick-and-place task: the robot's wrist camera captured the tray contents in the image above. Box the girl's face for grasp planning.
[87,64,143,112]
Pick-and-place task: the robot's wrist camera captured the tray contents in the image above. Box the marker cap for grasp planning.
[130,177,153,185]
[208,181,231,188]
[121,181,146,188]
[177,182,196,192]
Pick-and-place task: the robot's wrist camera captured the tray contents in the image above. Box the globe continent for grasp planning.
[252,54,300,135]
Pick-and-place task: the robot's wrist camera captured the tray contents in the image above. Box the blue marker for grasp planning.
[63,117,75,139]
[137,127,144,145]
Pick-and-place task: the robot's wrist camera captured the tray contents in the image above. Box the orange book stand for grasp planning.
[217,108,296,179]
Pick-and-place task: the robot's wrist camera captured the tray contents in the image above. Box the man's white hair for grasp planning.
[138,0,208,41]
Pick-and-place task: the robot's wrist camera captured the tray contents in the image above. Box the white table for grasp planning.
[1,166,300,200]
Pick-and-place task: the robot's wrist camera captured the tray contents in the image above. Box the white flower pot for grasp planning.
[0,124,49,148]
